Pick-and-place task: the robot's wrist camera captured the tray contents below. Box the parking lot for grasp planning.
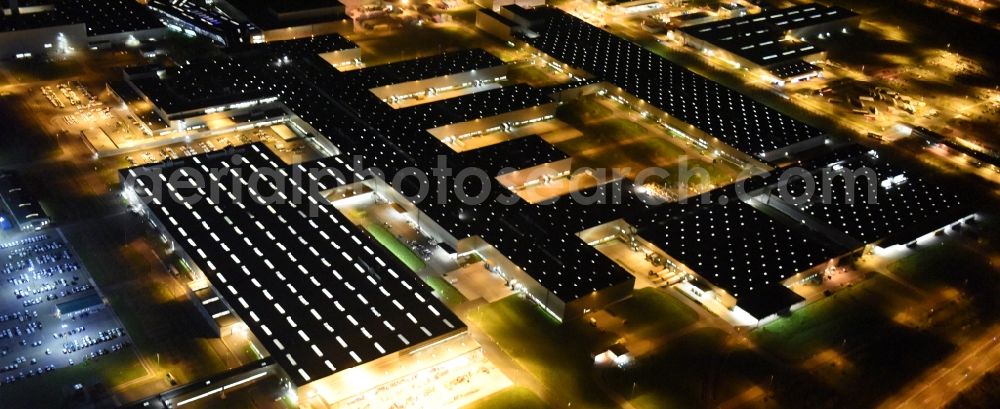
[0,229,136,388]
[29,80,138,140]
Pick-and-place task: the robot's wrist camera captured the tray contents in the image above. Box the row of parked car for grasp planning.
[61,327,124,354]
[7,266,79,287]
[1,364,56,385]
[0,310,35,324]
[0,320,41,340]
[14,280,88,299]
[6,241,64,260]
[0,235,50,250]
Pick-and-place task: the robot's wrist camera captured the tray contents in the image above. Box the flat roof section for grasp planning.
[127,57,278,117]
[735,41,822,67]
[521,10,825,157]
[147,0,244,40]
[673,11,712,22]
[394,177,641,303]
[685,4,857,37]
[775,149,970,245]
[222,0,345,31]
[768,60,822,80]
[123,144,462,386]
[56,293,103,316]
[735,283,804,319]
[680,11,829,67]
[1,0,163,34]
[0,170,49,229]
[403,174,639,302]
[759,4,858,32]
[630,201,842,301]
[346,49,505,90]
[66,0,164,36]
[256,34,359,59]
[495,231,634,301]
[504,178,661,238]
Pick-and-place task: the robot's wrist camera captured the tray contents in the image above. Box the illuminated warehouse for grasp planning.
[0,0,166,59]
[121,144,476,407]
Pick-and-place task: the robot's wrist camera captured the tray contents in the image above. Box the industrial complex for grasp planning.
[0,0,998,408]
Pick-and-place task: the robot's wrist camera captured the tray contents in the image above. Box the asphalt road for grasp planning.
[880,324,1000,409]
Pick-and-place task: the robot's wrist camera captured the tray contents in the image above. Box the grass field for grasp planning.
[889,240,1000,300]
[0,95,61,167]
[753,274,956,407]
[462,386,550,409]
[755,274,920,360]
[423,275,468,308]
[2,58,83,83]
[0,348,147,408]
[352,25,504,67]
[603,324,843,409]
[557,96,614,124]
[507,64,570,88]
[606,288,699,340]
[946,370,1000,409]
[466,289,741,408]
[603,327,749,409]
[363,223,427,272]
[886,237,1000,343]
[62,222,231,385]
[554,119,686,172]
[554,96,738,186]
[889,242,984,287]
[469,296,617,408]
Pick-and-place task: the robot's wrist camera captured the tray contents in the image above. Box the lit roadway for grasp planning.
[852,217,1000,409]
[878,324,1000,409]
